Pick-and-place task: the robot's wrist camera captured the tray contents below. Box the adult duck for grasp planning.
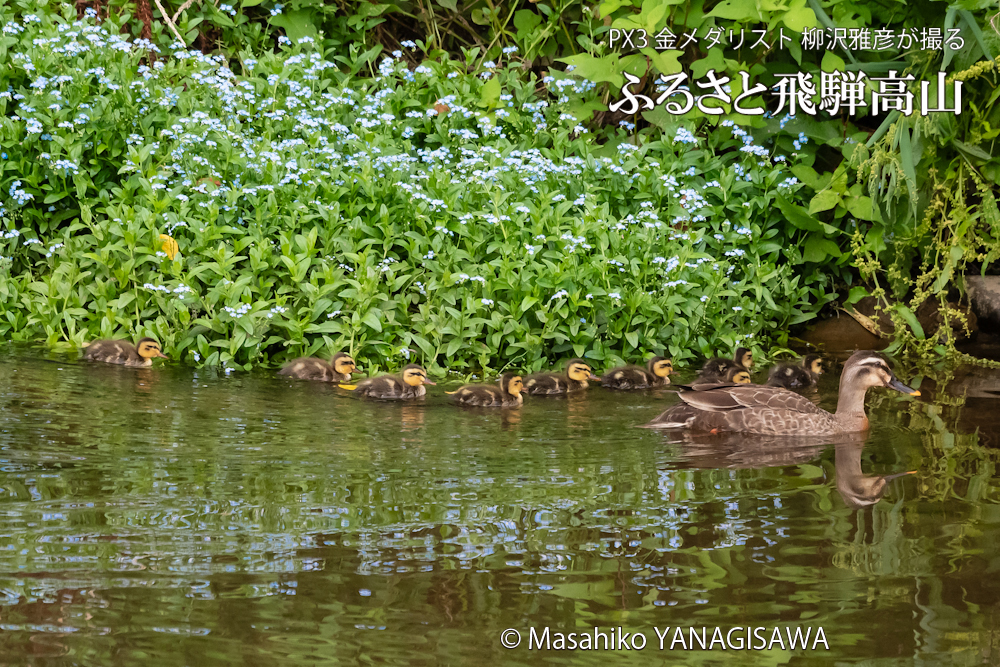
[643,351,919,436]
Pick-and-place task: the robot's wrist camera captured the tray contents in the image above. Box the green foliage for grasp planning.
[0,7,834,372]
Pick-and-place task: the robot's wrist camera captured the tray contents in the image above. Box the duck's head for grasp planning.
[566,359,599,382]
[841,351,919,396]
[331,352,360,375]
[402,364,435,386]
[725,366,753,384]
[137,338,169,360]
[803,353,824,375]
[501,374,525,396]
[648,356,673,378]
[735,347,753,369]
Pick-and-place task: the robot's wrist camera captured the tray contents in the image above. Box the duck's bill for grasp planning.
[353,366,363,373]
[888,378,921,396]
[588,373,600,381]
[883,470,918,482]
[156,351,170,359]
[422,379,437,385]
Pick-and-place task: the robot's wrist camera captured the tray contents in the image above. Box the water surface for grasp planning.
[1,345,1000,665]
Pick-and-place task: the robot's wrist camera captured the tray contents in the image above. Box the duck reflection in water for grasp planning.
[835,437,917,509]
[661,431,916,509]
[666,431,826,469]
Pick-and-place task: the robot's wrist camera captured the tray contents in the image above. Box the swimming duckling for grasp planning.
[644,351,919,436]
[688,366,753,389]
[278,352,360,382]
[347,364,435,400]
[82,337,169,367]
[766,354,824,389]
[450,374,525,407]
[601,356,673,390]
[699,347,753,382]
[524,359,599,395]
[723,366,753,385]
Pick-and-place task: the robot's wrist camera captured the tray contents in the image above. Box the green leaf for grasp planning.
[958,10,994,60]
[706,0,762,21]
[513,9,541,36]
[803,235,841,262]
[952,140,992,162]
[896,305,925,339]
[897,122,918,205]
[625,330,639,348]
[846,286,868,306]
[781,3,817,31]
[362,311,383,333]
[845,195,874,221]
[556,53,625,88]
[479,76,501,108]
[808,190,842,214]
[269,9,318,42]
[820,51,845,73]
[775,195,822,232]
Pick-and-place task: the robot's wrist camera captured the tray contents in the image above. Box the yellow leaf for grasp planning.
[159,234,179,260]
[338,384,358,391]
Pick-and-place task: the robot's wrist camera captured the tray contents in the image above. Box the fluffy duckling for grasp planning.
[766,354,824,390]
[698,347,753,382]
[524,359,599,395]
[278,352,360,382]
[601,356,673,390]
[450,374,525,407]
[82,337,169,367]
[347,364,435,400]
[691,366,753,388]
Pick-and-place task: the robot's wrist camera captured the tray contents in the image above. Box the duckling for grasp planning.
[346,364,435,400]
[644,351,920,436]
[450,374,525,407]
[524,359,599,395]
[278,352,360,382]
[723,366,753,385]
[82,337,169,367]
[601,356,673,390]
[766,354,824,390]
[699,347,753,382]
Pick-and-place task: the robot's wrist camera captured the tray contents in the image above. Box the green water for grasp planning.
[2,345,1000,665]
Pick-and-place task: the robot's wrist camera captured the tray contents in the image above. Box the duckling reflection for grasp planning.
[835,438,916,509]
[399,405,425,432]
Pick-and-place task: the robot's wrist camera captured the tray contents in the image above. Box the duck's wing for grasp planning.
[678,384,826,415]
